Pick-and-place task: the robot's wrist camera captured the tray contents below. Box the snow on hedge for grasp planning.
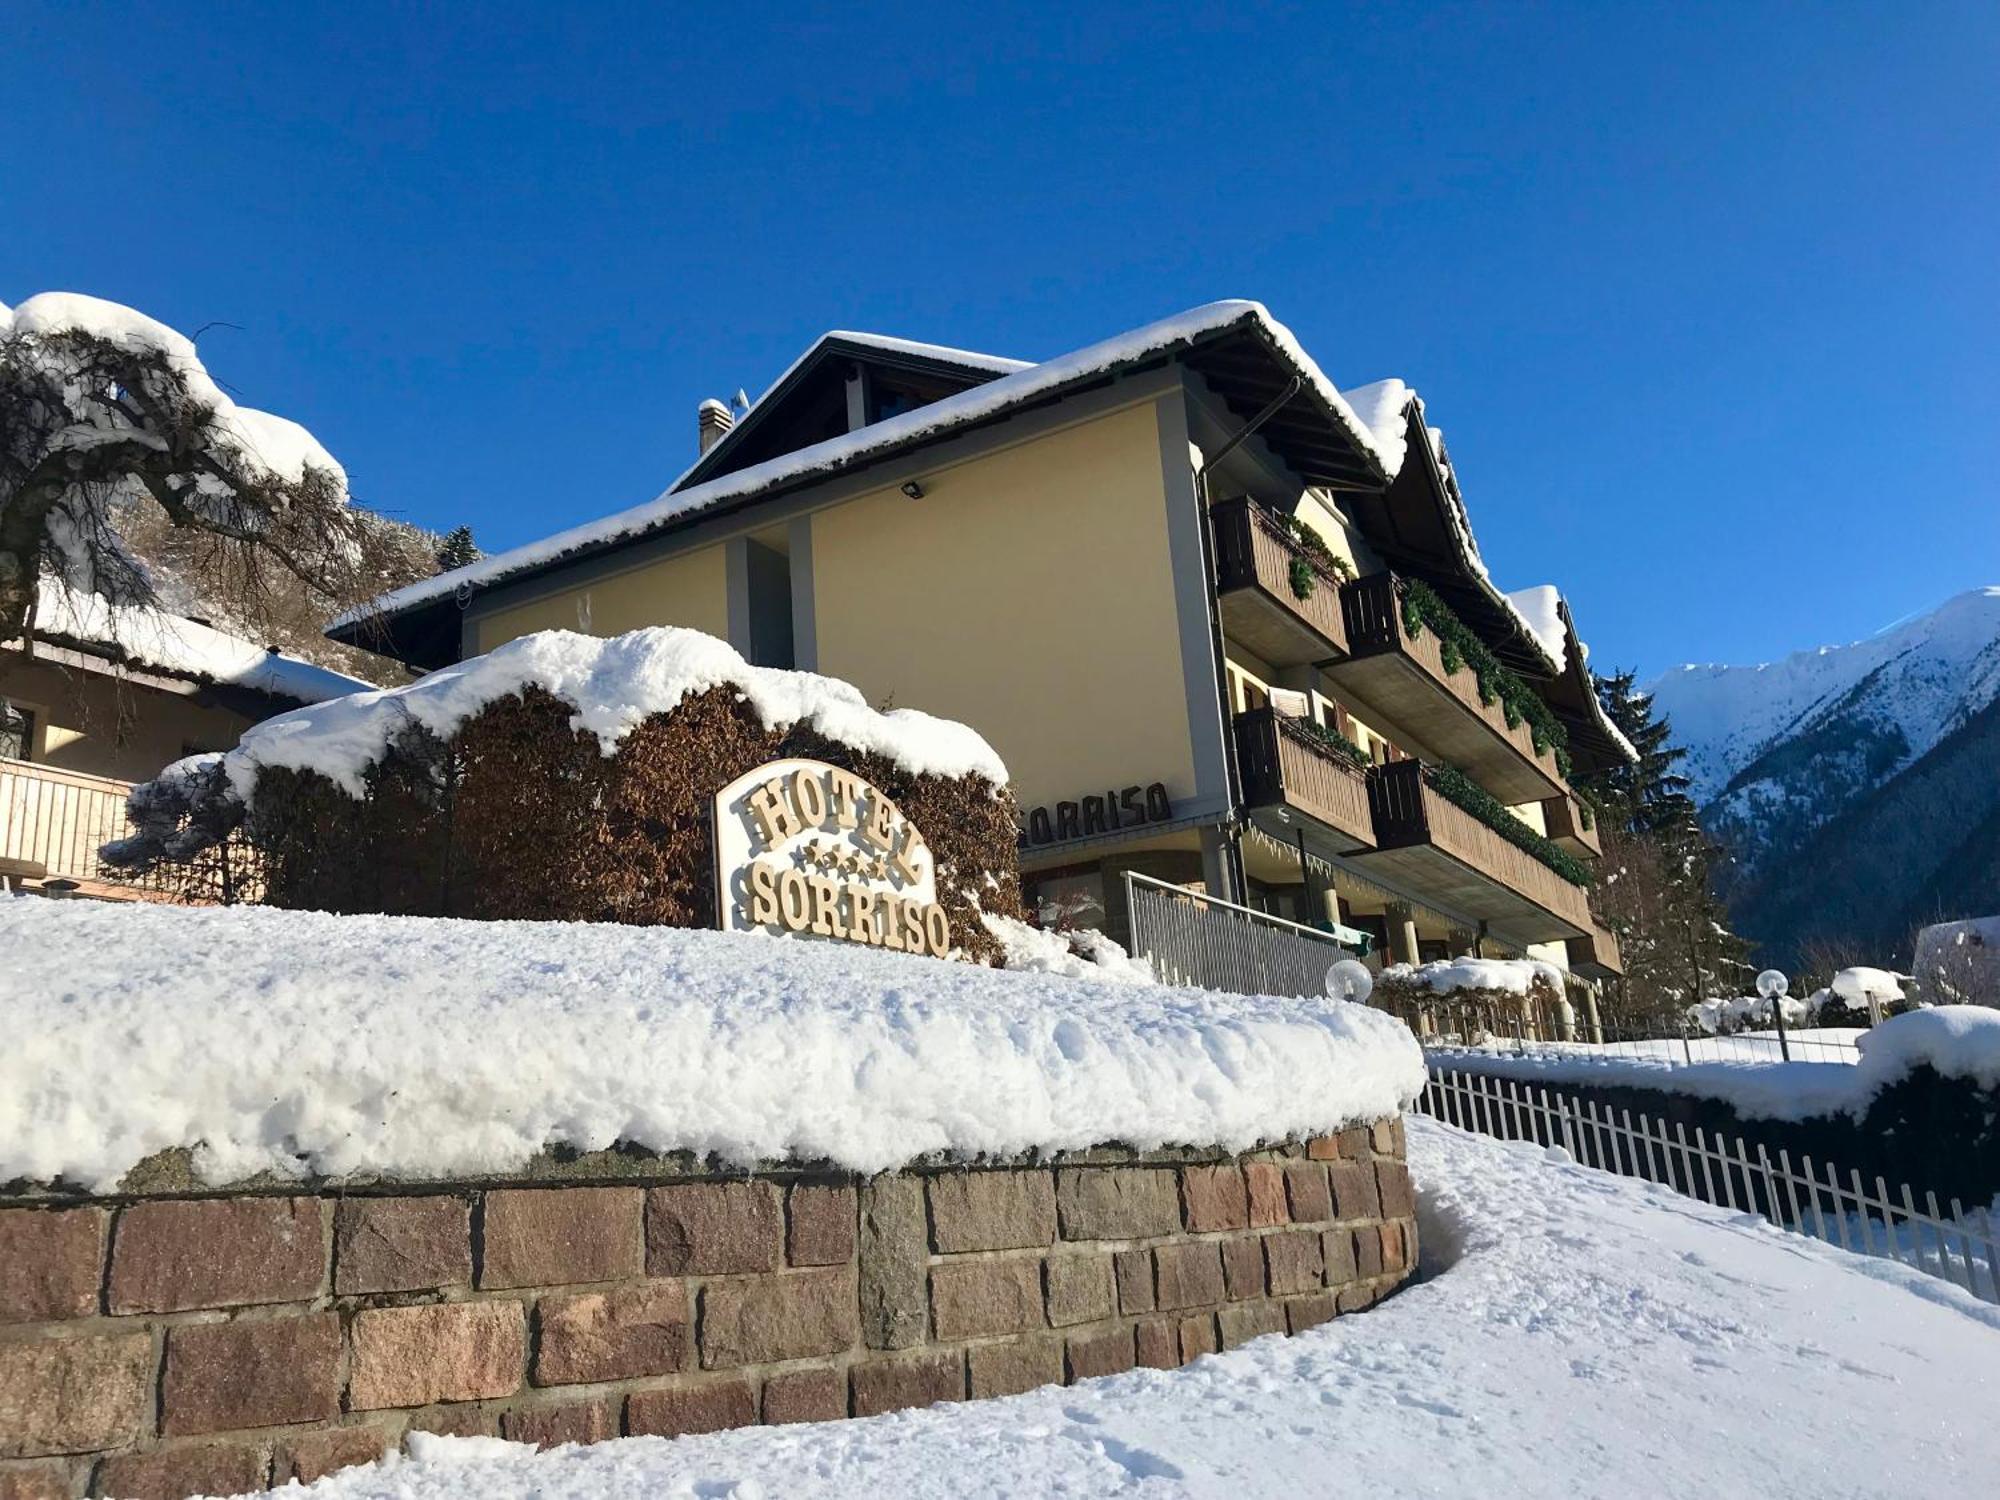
[0,900,1423,1191]
[1379,956,1563,996]
[198,625,1007,804]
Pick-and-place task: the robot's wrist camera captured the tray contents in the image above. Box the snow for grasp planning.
[1829,965,1909,1007]
[339,302,1396,630]
[0,899,1424,1191]
[981,913,1157,985]
[264,1121,2000,1500]
[1379,956,1563,996]
[195,626,1007,803]
[28,581,374,705]
[1688,992,1811,1034]
[1503,585,1568,674]
[1335,378,1411,475]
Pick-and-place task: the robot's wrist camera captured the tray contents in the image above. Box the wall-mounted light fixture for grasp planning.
[900,480,925,499]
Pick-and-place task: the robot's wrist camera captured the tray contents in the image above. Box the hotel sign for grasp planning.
[714,758,952,957]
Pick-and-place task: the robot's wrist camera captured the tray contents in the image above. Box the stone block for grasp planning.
[786,1184,856,1267]
[967,1339,1063,1400]
[1354,1226,1384,1280]
[699,1268,856,1368]
[481,1188,642,1290]
[762,1368,846,1426]
[1287,1291,1338,1335]
[857,1177,927,1350]
[535,1281,691,1386]
[1221,1236,1264,1301]
[1152,1242,1225,1311]
[0,1209,104,1324]
[334,1197,471,1296]
[1264,1229,1326,1296]
[162,1315,341,1436]
[1177,1315,1218,1361]
[405,1407,493,1439]
[109,1198,322,1313]
[96,1442,267,1500]
[1380,1221,1406,1275]
[1337,1283,1378,1314]
[1370,1119,1397,1154]
[1282,1162,1332,1223]
[1216,1300,1285,1350]
[500,1399,619,1449]
[1065,1326,1134,1382]
[0,1334,153,1457]
[1337,1127,1371,1158]
[1375,1159,1415,1219]
[1322,1227,1359,1286]
[278,1427,396,1485]
[348,1302,525,1410]
[1054,1169,1179,1241]
[0,1462,72,1500]
[929,1257,1043,1341]
[1326,1161,1381,1221]
[627,1380,755,1438]
[1113,1249,1154,1315]
[1179,1166,1248,1233]
[1243,1163,1288,1229]
[1043,1253,1114,1328]
[850,1353,963,1417]
[1305,1134,1341,1161]
[927,1172,1056,1253]
[1134,1320,1178,1370]
[647,1183,783,1278]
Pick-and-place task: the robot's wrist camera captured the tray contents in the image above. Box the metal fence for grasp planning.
[1122,871,1356,999]
[1419,1066,2000,1305]
[1430,1023,1865,1069]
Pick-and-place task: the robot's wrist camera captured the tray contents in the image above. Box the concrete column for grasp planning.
[1385,903,1421,967]
[1583,982,1605,1044]
[1198,825,1237,905]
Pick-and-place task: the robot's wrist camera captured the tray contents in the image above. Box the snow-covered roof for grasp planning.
[28,583,374,706]
[337,301,1396,632]
[1504,586,1568,674]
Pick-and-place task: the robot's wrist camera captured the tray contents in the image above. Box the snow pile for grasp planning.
[249,1121,2000,1500]
[1380,956,1564,997]
[1808,965,1913,1021]
[1688,992,1809,1035]
[981,913,1155,984]
[0,900,1424,1191]
[1503,585,1569,674]
[194,626,1007,803]
[1335,378,1412,475]
[29,582,373,705]
[1854,1004,2000,1093]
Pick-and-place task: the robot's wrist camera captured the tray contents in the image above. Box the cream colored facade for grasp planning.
[474,546,730,656]
[1,654,256,782]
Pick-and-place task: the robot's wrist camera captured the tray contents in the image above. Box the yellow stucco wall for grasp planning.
[808,400,1196,811]
[1,657,256,782]
[471,547,730,655]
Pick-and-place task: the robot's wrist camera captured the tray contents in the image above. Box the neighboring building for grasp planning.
[2,585,371,892]
[331,301,1633,984]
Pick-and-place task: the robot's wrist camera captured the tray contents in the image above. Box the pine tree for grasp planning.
[435,525,480,573]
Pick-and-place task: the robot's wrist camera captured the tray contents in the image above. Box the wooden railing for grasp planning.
[1,757,139,884]
[1211,499,1348,656]
[1541,793,1602,859]
[1234,708,1373,847]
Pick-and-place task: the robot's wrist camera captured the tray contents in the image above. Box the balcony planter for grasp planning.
[1211,499,1349,666]
[1233,708,1373,851]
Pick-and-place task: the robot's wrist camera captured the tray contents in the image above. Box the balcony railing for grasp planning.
[1566,920,1624,978]
[1331,573,1566,805]
[1211,499,1348,666]
[1,757,144,888]
[1233,708,1374,851]
[1541,793,1602,859]
[1354,759,1592,946]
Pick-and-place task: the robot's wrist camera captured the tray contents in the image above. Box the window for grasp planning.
[1,700,34,762]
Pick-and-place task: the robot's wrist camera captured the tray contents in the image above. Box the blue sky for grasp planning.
[5,3,1994,678]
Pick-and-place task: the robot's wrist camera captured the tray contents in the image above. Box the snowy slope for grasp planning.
[269,1121,2000,1500]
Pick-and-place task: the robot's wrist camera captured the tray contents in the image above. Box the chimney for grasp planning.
[698,398,734,454]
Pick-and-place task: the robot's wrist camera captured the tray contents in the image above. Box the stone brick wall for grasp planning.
[0,1123,1415,1499]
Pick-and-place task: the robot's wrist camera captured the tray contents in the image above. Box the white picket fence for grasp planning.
[1419,1066,2000,1305]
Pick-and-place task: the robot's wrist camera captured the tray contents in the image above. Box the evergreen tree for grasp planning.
[435,524,480,573]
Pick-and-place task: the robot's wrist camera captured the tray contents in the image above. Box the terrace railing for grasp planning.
[1123,869,1361,999]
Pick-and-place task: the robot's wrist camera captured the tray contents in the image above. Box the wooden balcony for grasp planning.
[1352,759,1593,947]
[0,758,170,898]
[1541,794,1602,860]
[1328,573,1566,805]
[1233,708,1374,852]
[1211,498,1347,667]
[1567,920,1624,978]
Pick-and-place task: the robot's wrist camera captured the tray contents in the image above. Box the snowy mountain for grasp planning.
[1647,588,2000,963]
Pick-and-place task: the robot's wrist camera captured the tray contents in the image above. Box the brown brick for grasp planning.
[1322,1228,1359,1286]
[927,1172,1056,1253]
[163,1314,341,1436]
[1216,1300,1285,1350]
[1220,1236,1263,1301]
[481,1188,642,1291]
[857,1177,927,1350]
[967,1339,1063,1400]
[1135,1320,1178,1370]
[1375,1159,1415,1219]
[1113,1249,1154,1315]
[850,1353,963,1417]
[96,1442,266,1500]
[1054,1169,1178,1241]
[278,1427,396,1484]
[787,1184,856,1267]
[0,1334,152,1457]
[1380,1221,1406,1275]
[1264,1229,1326,1296]
[0,1210,104,1324]
[1326,1161,1381,1221]
[1337,1127,1371,1158]
[1179,1166,1248,1233]
[930,1258,1043,1341]
[406,1407,494,1439]
[1044,1254,1114,1328]
[1243,1163,1288,1229]
[646,1184,782,1277]
[762,1368,845,1426]
[1370,1120,1397,1154]
[501,1399,618,1449]
[109,1199,322,1314]
[627,1380,755,1438]
[334,1196,470,1296]
[0,1462,72,1500]
[1354,1227,1384,1280]
[1305,1134,1341,1160]
[700,1268,856,1368]
[1282,1162,1332,1223]
[535,1281,691,1386]
[348,1302,525,1410]
[1065,1326,1134,1382]
[1337,1283,1377,1314]
[1152,1242,1224,1311]
[1177,1314,1218,1361]
[1287,1291,1338,1335]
